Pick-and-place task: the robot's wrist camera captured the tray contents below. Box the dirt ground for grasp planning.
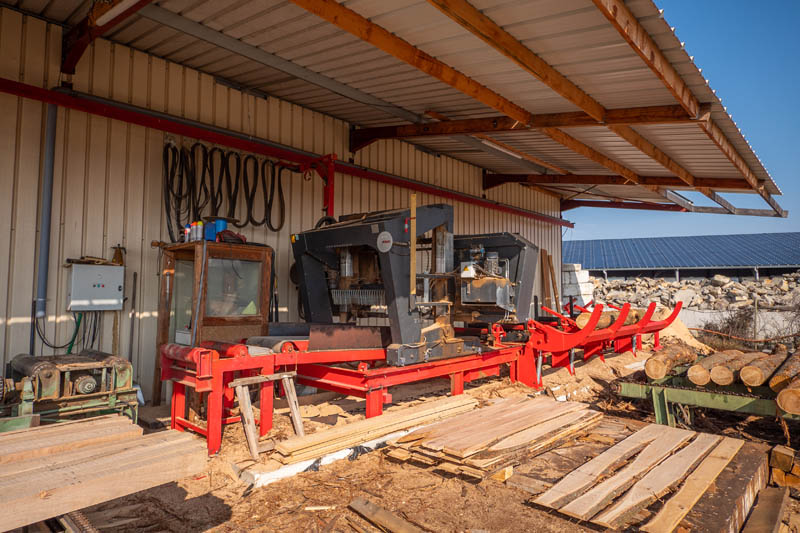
[84,330,800,532]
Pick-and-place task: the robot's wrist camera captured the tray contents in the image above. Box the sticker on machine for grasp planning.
[376,231,393,253]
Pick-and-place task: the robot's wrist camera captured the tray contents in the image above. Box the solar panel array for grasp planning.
[564,233,800,270]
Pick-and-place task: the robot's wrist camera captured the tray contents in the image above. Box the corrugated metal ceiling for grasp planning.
[1,0,783,205]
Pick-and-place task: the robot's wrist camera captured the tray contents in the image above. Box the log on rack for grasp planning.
[686,350,743,386]
[710,351,769,386]
[740,346,789,387]
[645,343,697,380]
[769,352,800,392]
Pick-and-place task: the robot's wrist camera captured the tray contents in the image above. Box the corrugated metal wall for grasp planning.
[0,8,562,401]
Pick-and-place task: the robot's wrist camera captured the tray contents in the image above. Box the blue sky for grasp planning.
[563,0,800,241]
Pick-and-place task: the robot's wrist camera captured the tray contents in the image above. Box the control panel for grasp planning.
[67,264,125,311]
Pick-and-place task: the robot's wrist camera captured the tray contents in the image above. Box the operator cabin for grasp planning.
[0,0,785,406]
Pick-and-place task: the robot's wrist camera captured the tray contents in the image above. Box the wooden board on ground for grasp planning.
[385,397,601,480]
[558,425,695,521]
[594,433,721,529]
[642,437,743,533]
[0,415,143,465]
[275,395,477,463]
[535,423,665,509]
[0,418,207,531]
[349,496,423,533]
[678,442,770,533]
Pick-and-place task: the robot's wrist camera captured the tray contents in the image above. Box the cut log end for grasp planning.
[710,366,734,386]
[687,365,711,386]
[740,366,764,387]
[644,359,667,380]
[776,381,800,416]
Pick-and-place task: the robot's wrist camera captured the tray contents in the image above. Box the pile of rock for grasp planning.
[592,271,800,311]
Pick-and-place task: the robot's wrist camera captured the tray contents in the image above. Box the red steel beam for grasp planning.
[62,0,154,75]
[560,200,687,212]
[0,77,573,228]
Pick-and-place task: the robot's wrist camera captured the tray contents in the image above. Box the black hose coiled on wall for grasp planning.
[163,142,289,242]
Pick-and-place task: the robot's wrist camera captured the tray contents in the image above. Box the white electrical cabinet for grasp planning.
[67,264,125,311]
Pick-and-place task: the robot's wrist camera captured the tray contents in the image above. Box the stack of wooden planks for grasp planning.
[384,396,602,480]
[770,445,800,488]
[273,395,477,464]
[532,423,746,531]
[0,415,207,531]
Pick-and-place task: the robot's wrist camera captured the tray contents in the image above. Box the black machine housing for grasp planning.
[290,204,539,366]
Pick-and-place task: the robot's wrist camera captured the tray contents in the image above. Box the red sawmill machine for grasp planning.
[155,203,681,455]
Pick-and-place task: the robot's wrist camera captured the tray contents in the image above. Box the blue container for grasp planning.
[204,221,216,241]
[215,218,228,234]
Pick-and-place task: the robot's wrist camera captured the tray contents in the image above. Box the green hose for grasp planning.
[66,313,82,354]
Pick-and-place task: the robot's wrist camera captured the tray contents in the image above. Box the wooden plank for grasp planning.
[507,473,552,495]
[678,442,770,533]
[535,423,664,509]
[547,252,560,308]
[0,421,143,464]
[276,395,476,454]
[0,430,196,480]
[541,250,553,309]
[441,399,585,458]
[281,376,305,437]
[236,384,260,461]
[228,371,296,388]
[412,397,527,449]
[741,487,789,533]
[642,437,747,533]
[558,426,694,520]
[488,409,596,452]
[465,411,603,470]
[594,433,722,529]
[349,496,423,533]
[0,438,206,531]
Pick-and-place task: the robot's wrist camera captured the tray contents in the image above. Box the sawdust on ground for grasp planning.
[82,321,795,532]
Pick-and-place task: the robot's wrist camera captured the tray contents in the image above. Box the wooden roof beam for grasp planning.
[591,0,785,217]
[62,0,154,76]
[289,0,533,126]
[350,104,706,151]
[426,0,607,121]
[561,200,687,212]
[483,174,754,191]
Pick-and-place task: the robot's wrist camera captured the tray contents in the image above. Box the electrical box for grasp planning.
[67,264,125,311]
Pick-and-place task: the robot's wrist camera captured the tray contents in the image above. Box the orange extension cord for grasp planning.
[688,327,800,343]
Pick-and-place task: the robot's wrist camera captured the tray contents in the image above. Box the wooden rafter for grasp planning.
[289,0,533,125]
[483,174,753,191]
[425,0,743,212]
[62,0,154,76]
[427,0,605,121]
[538,128,641,185]
[591,0,785,216]
[350,104,706,151]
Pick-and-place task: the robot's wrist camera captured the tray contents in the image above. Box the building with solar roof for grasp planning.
[564,233,800,281]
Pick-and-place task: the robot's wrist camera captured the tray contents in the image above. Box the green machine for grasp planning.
[0,349,138,432]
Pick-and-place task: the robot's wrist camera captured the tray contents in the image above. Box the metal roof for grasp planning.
[3,0,785,212]
[564,232,800,270]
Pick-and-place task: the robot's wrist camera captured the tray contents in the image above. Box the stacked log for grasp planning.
[740,345,790,387]
[575,308,646,329]
[686,350,743,386]
[769,352,800,393]
[709,351,770,386]
[645,343,697,380]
